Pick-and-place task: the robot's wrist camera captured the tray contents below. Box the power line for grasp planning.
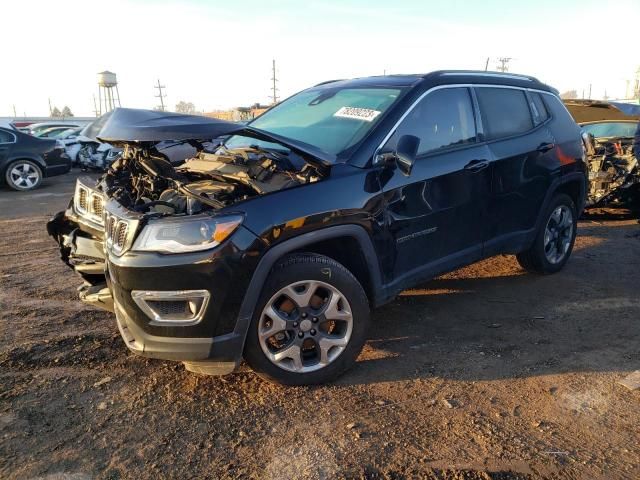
[496,57,512,72]
[270,59,279,104]
[155,79,167,111]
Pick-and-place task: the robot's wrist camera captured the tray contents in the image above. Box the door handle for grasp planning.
[537,142,556,153]
[464,159,489,172]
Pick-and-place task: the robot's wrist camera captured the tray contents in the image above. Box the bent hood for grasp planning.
[89,107,335,167]
[93,108,244,143]
[564,99,640,123]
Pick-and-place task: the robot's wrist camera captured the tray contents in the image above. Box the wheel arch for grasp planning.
[229,224,383,360]
[2,157,45,185]
[534,172,586,233]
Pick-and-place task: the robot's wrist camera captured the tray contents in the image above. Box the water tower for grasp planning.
[97,71,121,115]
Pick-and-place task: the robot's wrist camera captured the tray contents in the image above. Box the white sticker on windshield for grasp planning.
[334,106,381,122]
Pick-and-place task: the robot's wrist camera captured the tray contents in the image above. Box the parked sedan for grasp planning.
[0,125,71,190]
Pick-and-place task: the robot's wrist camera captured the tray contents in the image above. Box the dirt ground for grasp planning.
[1,187,639,479]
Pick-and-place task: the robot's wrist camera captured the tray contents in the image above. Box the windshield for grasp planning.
[582,122,639,138]
[224,86,403,159]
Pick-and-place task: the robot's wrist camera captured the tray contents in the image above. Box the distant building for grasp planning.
[204,103,271,122]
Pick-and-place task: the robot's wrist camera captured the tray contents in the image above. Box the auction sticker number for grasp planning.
[334,106,381,122]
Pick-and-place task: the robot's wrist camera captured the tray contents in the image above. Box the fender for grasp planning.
[533,171,587,234]
[211,224,383,365]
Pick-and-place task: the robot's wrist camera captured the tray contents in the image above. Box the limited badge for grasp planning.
[334,106,381,122]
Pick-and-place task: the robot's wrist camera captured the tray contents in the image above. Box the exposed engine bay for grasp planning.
[103,144,323,216]
[584,135,639,207]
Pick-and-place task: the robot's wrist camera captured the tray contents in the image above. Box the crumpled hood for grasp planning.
[564,99,640,123]
[86,107,335,167]
[92,108,244,144]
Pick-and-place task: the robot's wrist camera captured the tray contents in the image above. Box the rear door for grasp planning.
[475,87,557,253]
[380,87,493,284]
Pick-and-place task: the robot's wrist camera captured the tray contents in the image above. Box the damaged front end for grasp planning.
[564,99,640,208]
[47,177,112,311]
[48,108,328,313]
[583,134,639,207]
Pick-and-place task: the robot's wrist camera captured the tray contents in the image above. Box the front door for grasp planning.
[379,87,492,288]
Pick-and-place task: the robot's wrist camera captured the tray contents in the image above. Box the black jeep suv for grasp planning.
[49,71,587,385]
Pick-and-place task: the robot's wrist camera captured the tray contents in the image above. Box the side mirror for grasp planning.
[395,134,420,176]
[374,134,420,176]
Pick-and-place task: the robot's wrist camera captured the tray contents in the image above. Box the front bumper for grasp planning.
[105,225,265,369]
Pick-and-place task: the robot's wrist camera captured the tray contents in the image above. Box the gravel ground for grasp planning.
[1,196,639,479]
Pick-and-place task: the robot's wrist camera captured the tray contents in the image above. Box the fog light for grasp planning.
[131,290,210,326]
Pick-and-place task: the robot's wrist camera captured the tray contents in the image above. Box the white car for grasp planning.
[55,127,84,164]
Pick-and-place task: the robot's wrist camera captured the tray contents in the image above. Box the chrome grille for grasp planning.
[78,188,88,213]
[92,195,104,217]
[116,222,128,248]
[104,211,132,255]
[74,179,105,227]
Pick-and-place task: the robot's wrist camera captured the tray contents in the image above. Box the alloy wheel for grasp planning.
[9,162,41,190]
[543,205,574,264]
[258,280,354,373]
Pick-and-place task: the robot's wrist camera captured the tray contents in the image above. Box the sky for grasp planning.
[1,0,639,117]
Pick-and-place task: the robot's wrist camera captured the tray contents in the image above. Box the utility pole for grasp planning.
[270,59,279,105]
[12,105,17,118]
[48,98,53,116]
[496,57,511,73]
[484,57,490,71]
[155,79,167,111]
[588,83,592,99]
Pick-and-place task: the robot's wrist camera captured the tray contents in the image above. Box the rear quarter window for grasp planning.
[0,129,16,143]
[530,92,549,125]
[475,87,533,140]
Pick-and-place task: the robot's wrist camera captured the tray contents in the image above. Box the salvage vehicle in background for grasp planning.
[49,71,586,385]
[56,127,84,164]
[0,124,71,190]
[35,126,80,138]
[564,99,639,208]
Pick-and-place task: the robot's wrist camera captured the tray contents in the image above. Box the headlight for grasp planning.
[132,215,243,254]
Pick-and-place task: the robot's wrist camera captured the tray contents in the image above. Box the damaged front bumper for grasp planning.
[47,178,113,312]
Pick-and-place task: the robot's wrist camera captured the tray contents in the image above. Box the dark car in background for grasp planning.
[0,124,71,190]
[49,71,586,385]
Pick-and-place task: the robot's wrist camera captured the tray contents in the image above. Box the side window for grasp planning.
[529,92,549,125]
[0,129,16,144]
[393,88,477,155]
[475,87,533,140]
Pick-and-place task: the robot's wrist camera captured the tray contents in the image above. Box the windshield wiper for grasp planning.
[308,90,338,106]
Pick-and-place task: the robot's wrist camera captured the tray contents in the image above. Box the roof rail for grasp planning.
[313,79,344,87]
[438,71,538,82]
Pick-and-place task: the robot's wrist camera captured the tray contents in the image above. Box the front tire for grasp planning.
[516,193,577,274]
[5,160,43,191]
[244,253,370,386]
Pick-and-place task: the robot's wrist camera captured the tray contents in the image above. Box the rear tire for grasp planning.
[5,160,43,191]
[244,253,370,386]
[516,193,577,274]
